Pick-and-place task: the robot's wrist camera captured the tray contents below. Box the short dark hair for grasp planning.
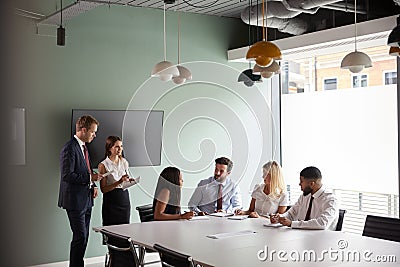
[76,115,99,132]
[215,157,233,172]
[300,166,322,180]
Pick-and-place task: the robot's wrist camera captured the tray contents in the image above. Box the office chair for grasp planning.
[100,229,139,267]
[136,204,154,222]
[335,209,347,231]
[362,215,400,242]
[153,243,196,267]
[135,204,160,266]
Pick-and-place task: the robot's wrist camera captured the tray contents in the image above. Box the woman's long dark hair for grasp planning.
[153,167,181,214]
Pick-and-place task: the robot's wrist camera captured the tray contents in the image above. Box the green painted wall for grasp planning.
[3,1,253,266]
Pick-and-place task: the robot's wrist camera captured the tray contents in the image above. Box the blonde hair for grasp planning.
[263,161,286,199]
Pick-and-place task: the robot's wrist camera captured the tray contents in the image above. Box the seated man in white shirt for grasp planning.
[271,166,338,230]
[188,157,242,215]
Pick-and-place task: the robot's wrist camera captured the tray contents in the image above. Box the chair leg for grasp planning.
[138,246,145,267]
[105,252,110,267]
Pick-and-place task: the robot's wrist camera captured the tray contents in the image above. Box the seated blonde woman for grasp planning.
[236,161,288,218]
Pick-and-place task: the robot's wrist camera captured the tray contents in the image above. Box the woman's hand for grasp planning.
[119,174,130,184]
[269,214,280,224]
[234,209,243,215]
[248,211,260,218]
[180,211,195,219]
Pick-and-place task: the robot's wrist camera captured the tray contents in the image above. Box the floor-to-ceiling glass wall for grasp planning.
[281,45,399,234]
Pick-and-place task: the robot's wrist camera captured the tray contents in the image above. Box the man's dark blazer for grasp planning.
[58,137,95,211]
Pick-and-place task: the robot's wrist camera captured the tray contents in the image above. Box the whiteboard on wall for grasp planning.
[71,109,163,167]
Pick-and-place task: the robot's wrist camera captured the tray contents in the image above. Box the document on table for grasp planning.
[263,221,283,227]
[122,176,140,190]
[228,215,248,220]
[209,212,234,217]
[206,230,257,239]
[188,216,210,221]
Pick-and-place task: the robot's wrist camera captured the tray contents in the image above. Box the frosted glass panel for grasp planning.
[281,86,398,194]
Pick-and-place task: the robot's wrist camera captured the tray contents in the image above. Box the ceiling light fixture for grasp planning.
[57,0,65,46]
[245,0,281,67]
[340,0,372,73]
[389,46,400,56]
[253,60,280,78]
[151,2,179,81]
[239,0,262,87]
[173,0,192,84]
[238,69,262,87]
[387,16,400,47]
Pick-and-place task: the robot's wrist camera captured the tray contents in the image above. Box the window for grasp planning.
[352,74,368,88]
[280,45,399,234]
[384,71,397,85]
[323,77,337,90]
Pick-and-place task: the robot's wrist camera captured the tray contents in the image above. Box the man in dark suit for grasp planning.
[58,115,103,267]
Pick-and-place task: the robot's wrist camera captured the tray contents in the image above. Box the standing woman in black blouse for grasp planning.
[153,167,194,220]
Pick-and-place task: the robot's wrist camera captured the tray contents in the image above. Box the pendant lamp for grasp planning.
[238,68,262,87]
[57,0,65,46]
[387,16,400,47]
[253,59,280,78]
[246,0,281,67]
[389,46,400,56]
[151,3,179,81]
[238,0,262,87]
[340,0,372,73]
[173,0,192,85]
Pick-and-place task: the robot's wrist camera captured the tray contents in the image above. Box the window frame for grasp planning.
[323,77,338,90]
[383,70,397,85]
[351,73,369,88]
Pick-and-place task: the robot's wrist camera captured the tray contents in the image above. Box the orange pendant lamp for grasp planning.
[246,0,281,67]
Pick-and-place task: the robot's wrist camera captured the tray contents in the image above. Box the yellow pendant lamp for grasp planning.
[246,0,281,67]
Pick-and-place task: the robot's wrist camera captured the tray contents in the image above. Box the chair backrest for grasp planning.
[136,204,154,222]
[362,215,400,242]
[100,229,138,267]
[335,209,347,231]
[153,244,194,267]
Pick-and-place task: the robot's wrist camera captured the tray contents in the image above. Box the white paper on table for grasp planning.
[209,212,234,217]
[263,221,283,227]
[206,230,257,239]
[122,176,140,190]
[188,216,210,221]
[227,215,248,220]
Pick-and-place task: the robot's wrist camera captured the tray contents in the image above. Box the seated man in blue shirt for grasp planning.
[188,157,242,215]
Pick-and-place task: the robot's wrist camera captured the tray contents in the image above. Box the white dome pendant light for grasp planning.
[151,2,179,81]
[340,0,372,73]
[173,0,192,85]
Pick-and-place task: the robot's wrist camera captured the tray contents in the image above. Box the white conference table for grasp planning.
[95,216,400,267]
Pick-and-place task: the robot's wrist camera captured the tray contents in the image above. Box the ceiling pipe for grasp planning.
[241,0,343,35]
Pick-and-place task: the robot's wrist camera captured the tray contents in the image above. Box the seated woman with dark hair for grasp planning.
[153,167,194,220]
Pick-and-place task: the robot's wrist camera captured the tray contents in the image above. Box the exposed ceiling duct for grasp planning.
[241,0,344,35]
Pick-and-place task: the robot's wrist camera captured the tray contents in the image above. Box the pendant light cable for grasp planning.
[354,0,357,51]
[163,3,167,61]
